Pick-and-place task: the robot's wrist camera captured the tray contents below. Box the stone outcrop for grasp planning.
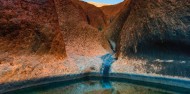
[55,0,107,56]
[0,0,108,84]
[121,0,190,56]
[1,0,190,85]
[0,0,66,57]
[105,0,190,58]
[107,0,190,78]
[76,1,107,30]
[103,0,133,56]
[100,1,126,24]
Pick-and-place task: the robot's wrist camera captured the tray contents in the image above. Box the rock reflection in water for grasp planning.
[10,81,171,94]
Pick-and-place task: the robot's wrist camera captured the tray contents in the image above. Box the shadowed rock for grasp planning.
[105,0,190,58]
[0,0,66,56]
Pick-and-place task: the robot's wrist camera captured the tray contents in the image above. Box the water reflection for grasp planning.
[8,81,171,94]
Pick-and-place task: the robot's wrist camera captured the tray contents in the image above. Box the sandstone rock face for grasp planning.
[55,0,107,56]
[77,1,107,30]
[0,0,69,84]
[105,0,190,58]
[1,0,189,86]
[103,0,133,56]
[100,1,126,24]
[0,0,108,84]
[0,0,66,57]
[108,0,190,78]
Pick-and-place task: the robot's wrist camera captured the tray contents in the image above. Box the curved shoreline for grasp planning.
[1,72,190,94]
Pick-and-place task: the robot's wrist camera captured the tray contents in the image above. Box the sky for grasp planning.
[82,0,124,5]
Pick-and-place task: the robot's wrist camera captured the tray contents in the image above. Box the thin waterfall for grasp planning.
[100,53,116,88]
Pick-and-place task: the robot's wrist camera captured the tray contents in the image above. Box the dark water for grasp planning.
[5,81,172,94]
[4,77,185,94]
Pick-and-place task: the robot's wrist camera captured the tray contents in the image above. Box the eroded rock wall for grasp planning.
[0,0,75,84]
[110,0,190,78]
[100,0,126,24]
[0,0,66,57]
[54,0,107,56]
[118,0,190,57]
[76,1,107,30]
[103,0,135,56]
